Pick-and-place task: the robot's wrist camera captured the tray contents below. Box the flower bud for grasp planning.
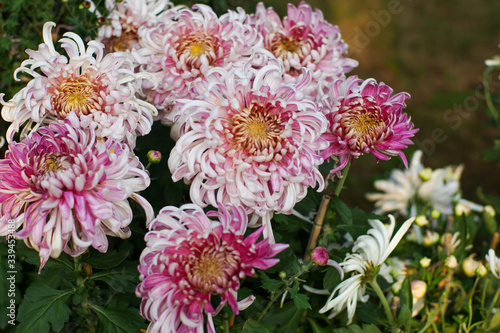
[279,271,287,279]
[455,203,470,216]
[420,257,431,268]
[483,205,497,235]
[311,246,329,266]
[445,255,458,269]
[147,150,162,164]
[462,254,480,277]
[415,215,429,227]
[423,230,440,247]
[419,168,433,181]
[430,209,441,219]
[476,263,488,277]
[411,280,427,299]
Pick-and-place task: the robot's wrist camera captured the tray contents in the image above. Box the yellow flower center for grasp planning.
[177,33,216,67]
[42,154,62,173]
[232,105,284,154]
[350,112,383,138]
[270,34,301,58]
[51,74,102,117]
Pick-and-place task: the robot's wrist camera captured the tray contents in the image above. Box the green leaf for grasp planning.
[291,293,311,310]
[17,284,73,333]
[89,303,146,333]
[260,272,283,293]
[488,310,500,330]
[331,196,352,224]
[397,304,411,328]
[323,266,342,291]
[90,262,138,293]
[82,250,130,269]
[307,318,328,333]
[242,319,273,333]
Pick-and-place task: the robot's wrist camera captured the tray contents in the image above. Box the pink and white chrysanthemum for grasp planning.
[250,1,357,96]
[1,21,157,148]
[0,120,153,269]
[168,62,328,240]
[97,0,174,53]
[135,4,270,123]
[136,203,288,333]
[320,75,418,175]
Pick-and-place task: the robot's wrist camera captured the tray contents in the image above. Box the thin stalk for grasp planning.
[304,160,351,261]
[369,278,396,329]
[223,318,230,333]
[466,277,479,332]
[256,262,313,323]
[483,67,500,127]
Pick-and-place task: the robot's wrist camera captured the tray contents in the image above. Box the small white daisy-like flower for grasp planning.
[1,21,157,148]
[319,215,414,324]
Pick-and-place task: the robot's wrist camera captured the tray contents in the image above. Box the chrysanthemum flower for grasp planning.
[320,75,418,175]
[134,4,270,123]
[250,1,357,96]
[1,21,157,148]
[318,215,414,324]
[366,150,463,217]
[97,0,174,53]
[168,62,328,241]
[0,120,153,269]
[136,203,288,333]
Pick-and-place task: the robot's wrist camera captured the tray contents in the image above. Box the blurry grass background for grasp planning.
[1,0,500,210]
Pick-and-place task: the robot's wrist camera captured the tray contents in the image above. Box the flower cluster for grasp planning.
[0,1,421,331]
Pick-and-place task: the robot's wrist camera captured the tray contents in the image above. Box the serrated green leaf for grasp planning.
[291,293,311,310]
[82,250,130,269]
[17,284,73,333]
[307,318,327,333]
[288,280,300,297]
[259,271,283,293]
[90,262,138,293]
[89,303,146,333]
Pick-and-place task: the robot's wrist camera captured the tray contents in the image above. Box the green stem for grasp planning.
[483,67,500,128]
[255,262,313,323]
[223,318,230,333]
[334,159,351,197]
[369,278,396,329]
[486,283,500,321]
[466,277,479,332]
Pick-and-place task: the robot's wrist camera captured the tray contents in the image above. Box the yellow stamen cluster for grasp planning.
[51,74,102,117]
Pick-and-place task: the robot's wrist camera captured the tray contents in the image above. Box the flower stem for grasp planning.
[256,262,313,323]
[304,160,351,261]
[369,278,396,329]
[223,318,230,333]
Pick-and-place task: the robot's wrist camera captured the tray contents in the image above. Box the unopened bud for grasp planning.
[483,205,497,235]
[279,271,287,279]
[455,203,470,216]
[419,168,433,181]
[445,255,458,269]
[420,257,431,268]
[476,263,488,277]
[147,150,162,164]
[423,230,440,247]
[411,280,427,299]
[430,209,441,219]
[462,254,480,277]
[415,215,429,227]
[311,246,329,266]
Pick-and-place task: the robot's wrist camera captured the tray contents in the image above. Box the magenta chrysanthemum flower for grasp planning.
[135,4,270,123]
[321,75,418,175]
[1,21,157,148]
[0,120,153,269]
[97,0,174,53]
[168,62,328,240]
[136,203,288,333]
[250,1,357,96]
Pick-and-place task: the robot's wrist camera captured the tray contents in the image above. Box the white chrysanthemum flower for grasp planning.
[1,21,157,148]
[486,249,500,279]
[367,150,463,217]
[97,0,174,53]
[319,215,414,324]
